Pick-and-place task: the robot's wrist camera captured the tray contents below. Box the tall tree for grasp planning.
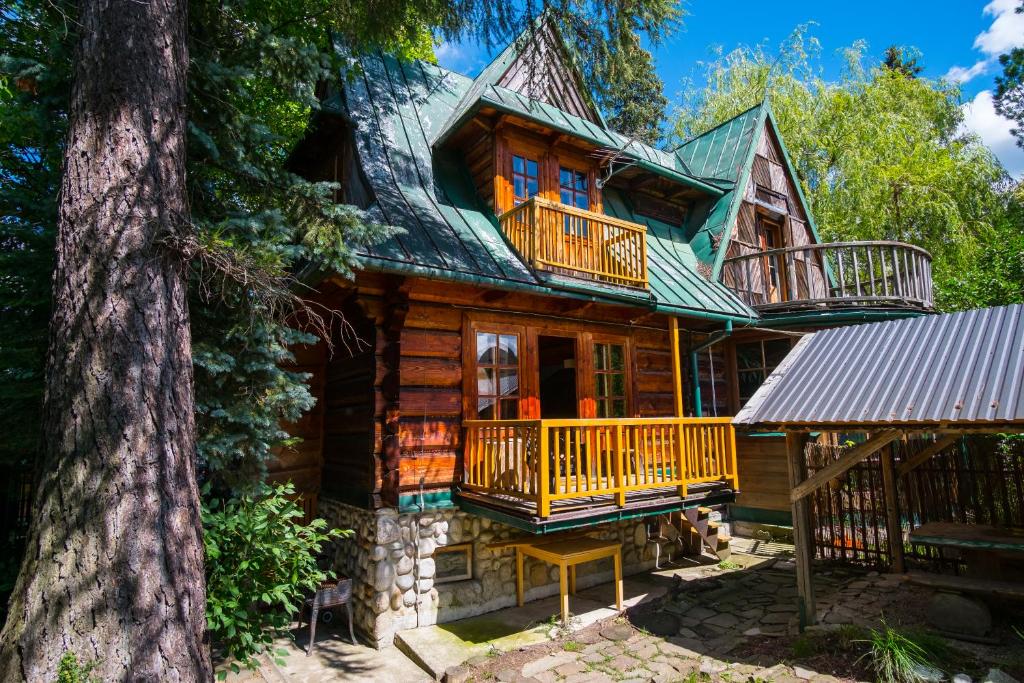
[0,0,680,676]
[0,0,211,679]
[883,45,924,77]
[994,2,1024,150]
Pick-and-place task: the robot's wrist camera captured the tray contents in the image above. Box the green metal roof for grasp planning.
[339,50,757,321]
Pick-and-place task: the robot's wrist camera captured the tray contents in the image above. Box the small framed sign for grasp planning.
[433,543,473,583]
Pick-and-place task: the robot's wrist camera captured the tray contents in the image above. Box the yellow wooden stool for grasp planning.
[515,537,623,625]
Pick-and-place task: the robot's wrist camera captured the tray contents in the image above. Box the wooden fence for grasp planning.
[806,436,1024,570]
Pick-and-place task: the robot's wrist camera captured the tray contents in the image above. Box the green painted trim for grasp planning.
[729,505,793,526]
[398,490,457,513]
[710,105,767,279]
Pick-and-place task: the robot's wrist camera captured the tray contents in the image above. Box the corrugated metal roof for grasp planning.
[340,51,758,321]
[734,305,1024,428]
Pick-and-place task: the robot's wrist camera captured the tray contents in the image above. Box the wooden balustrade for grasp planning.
[497,197,648,289]
[722,241,933,312]
[463,417,738,518]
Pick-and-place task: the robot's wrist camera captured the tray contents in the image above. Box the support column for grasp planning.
[785,431,816,629]
[670,317,683,418]
[881,445,905,573]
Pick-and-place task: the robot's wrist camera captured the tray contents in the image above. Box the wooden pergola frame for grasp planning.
[775,421,1024,630]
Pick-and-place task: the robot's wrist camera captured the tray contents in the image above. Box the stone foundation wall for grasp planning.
[320,498,657,648]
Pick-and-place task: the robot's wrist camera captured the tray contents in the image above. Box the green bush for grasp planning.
[203,482,347,676]
[54,652,98,683]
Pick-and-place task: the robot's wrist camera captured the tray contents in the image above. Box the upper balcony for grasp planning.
[497,197,649,290]
[721,241,934,314]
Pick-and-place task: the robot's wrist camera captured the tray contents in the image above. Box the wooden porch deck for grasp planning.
[458,480,735,527]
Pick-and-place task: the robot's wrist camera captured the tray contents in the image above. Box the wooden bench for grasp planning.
[515,537,623,626]
[909,522,1024,582]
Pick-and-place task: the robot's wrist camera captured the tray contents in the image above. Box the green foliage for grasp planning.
[204,482,346,673]
[670,25,1018,312]
[860,622,949,683]
[883,45,924,78]
[600,32,667,143]
[54,652,99,683]
[994,2,1024,150]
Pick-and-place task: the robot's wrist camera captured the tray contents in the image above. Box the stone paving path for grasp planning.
[444,555,1023,683]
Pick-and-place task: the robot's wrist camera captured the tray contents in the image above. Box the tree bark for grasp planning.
[0,0,211,680]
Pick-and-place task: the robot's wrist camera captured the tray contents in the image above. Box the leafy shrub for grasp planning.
[203,482,347,676]
[54,652,98,683]
[861,621,949,683]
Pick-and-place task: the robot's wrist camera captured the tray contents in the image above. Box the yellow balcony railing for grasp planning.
[462,417,738,518]
[497,197,648,289]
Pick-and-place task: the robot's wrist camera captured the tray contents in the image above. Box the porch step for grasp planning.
[679,506,730,561]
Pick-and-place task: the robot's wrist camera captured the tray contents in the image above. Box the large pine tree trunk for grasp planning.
[0,0,211,680]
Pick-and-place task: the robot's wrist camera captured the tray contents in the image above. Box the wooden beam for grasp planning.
[790,430,902,502]
[785,432,815,629]
[670,317,683,417]
[896,434,961,477]
[880,447,905,573]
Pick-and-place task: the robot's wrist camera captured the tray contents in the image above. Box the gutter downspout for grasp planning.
[689,320,732,417]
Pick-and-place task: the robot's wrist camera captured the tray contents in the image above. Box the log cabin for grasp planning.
[284,20,935,646]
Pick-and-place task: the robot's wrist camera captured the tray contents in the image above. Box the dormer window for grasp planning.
[512,154,539,205]
[559,167,589,211]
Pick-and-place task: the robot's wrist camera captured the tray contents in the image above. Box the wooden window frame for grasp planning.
[592,338,630,418]
[464,320,527,420]
[462,313,635,420]
[757,215,787,303]
[729,336,794,411]
[511,152,541,207]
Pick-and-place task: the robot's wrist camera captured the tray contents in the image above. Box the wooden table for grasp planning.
[515,537,623,626]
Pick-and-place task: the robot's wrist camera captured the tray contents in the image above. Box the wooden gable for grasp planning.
[496,20,602,126]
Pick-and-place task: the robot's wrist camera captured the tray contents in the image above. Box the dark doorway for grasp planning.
[538,335,577,418]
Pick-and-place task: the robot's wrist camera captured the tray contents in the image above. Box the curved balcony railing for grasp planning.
[722,241,933,312]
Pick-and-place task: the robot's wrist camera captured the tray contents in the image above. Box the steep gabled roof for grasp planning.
[337,50,757,321]
[675,102,824,278]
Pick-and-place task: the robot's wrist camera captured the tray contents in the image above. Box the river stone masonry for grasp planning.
[319,497,657,648]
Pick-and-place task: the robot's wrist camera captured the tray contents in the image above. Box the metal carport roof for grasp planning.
[733,304,1024,430]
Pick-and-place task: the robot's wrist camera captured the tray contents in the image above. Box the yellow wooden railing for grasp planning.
[462,417,738,518]
[497,197,649,289]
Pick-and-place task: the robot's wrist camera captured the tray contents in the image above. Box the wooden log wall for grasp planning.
[307,273,697,508]
[733,434,790,514]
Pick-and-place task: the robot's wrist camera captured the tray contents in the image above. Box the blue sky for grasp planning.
[436,1,1024,177]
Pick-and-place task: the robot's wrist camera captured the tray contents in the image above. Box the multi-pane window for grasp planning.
[512,155,539,206]
[476,332,520,419]
[560,166,589,237]
[559,167,589,210]
[594,343,626,418]
[736,339,791,405]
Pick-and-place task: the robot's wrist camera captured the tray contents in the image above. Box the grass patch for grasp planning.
[562,640,583,652]
[860,621,950,683]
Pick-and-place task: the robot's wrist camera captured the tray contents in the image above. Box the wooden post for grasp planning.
[785,431,816,629]
[881,445,905,573]
[538,422,551,518]
[670,317,683,418]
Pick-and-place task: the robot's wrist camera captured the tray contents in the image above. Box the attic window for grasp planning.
[512,155,539,205]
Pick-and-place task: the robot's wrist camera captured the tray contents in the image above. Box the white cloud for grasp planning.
[961,90,1024,178]
[945,60,990,84]
[974,0,1024,57]
[945,0,1024,85]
